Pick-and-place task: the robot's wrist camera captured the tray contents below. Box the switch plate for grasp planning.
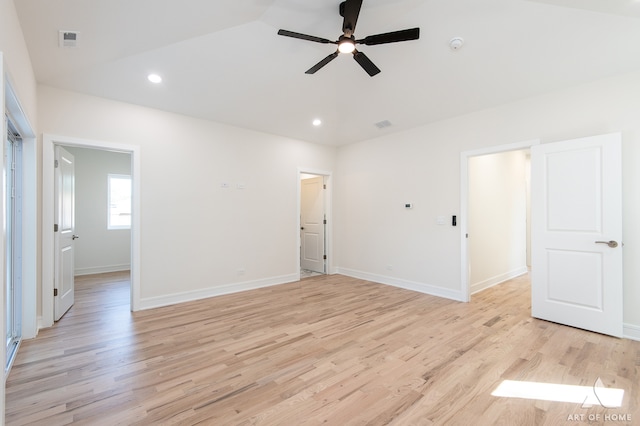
[436,216,446,225]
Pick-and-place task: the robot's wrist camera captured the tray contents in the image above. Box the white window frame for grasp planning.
[107,173,131,230]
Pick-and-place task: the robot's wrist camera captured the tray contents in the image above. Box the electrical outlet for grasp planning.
[237,268,245,275]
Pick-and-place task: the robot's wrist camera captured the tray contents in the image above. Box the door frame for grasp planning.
[297,168,332,278]
[460,139,540,302]
[42,134,141,328]
[4,72,38,343]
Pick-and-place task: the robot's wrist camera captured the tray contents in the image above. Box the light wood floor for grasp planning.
[6,272,640,425]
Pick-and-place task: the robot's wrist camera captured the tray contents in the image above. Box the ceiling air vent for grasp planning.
[58,31,79,48]
[375,120,392,129]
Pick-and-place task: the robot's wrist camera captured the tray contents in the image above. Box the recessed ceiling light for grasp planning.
[147,74,162,84]
[312,119,322,126]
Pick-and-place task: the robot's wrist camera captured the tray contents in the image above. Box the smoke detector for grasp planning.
[449,37,464,51]
[59,31,79,48]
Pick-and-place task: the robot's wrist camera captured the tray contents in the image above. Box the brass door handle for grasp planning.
[595,240,618,248]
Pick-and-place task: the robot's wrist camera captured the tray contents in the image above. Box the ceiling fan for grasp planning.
[277,0,420,77]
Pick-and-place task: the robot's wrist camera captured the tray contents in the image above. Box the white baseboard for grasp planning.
[75,264,131,276]
[34,270,640,342]
[335,267,465,302]
[471,266,529,294]
[139,273,300,310]
[623,323,640,341]
[34,316,43,336]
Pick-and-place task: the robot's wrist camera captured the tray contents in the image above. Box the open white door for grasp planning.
[54,146,76,321]
[301,176,325,273]
[531,133,622,337]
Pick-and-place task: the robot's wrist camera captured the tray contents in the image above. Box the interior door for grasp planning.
[54,146,76,321]
[301,176,325,273]
[531,133,622,337]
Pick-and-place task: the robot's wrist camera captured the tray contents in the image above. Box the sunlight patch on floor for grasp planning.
[492,379,624,408]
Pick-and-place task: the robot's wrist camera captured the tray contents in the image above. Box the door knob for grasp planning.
[72,234,80,240]
[595,240,618,248]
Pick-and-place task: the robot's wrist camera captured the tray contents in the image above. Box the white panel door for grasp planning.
[301,176,325,273]
[54,146,76,321]
[531,133,622,337]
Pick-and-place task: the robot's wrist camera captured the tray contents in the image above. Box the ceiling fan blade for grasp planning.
[341,0,363,36]
[352,50,381,77]
[277,29,334,44]
[358,27,420,46]
[305,52,340,74]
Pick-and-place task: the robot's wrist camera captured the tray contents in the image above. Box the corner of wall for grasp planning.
[623,323,640,342]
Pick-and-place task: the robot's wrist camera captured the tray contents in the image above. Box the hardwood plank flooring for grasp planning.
[6,272,640,425]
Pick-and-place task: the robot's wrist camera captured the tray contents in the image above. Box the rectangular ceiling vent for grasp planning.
[375,120,392,129]
[58,31,79,48]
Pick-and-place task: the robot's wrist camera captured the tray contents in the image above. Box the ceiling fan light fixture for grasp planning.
[338,39,356,54]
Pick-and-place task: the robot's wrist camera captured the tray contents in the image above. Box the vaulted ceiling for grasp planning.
[14,0,640,145]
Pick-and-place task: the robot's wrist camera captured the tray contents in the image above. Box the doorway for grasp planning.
[63,146,132,275]
[467,149,530,295]
[42,135,141,328]
[460,139,539,301]
[57,146,132,319]
[461,135,624,337]
[298,169,332,279]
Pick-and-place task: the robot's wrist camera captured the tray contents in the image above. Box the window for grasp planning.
[108,174,131,230]
[6,117,23,370]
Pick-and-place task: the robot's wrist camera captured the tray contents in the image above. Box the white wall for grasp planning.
[0,0,37,127]
[38,85,337,308]
[469,150,528,293]
[334,133,463,300]
[65,147,131,275]
[335,71,640,336]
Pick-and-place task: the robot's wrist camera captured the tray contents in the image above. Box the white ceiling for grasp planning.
[14,0,640,146]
